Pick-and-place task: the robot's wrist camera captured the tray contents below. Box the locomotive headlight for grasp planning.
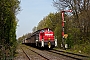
[48,42,51,48]
[48,38,50,40]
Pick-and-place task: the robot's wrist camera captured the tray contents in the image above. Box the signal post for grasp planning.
[61,10,72,49]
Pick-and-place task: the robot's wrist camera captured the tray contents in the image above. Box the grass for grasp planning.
[54,43,90,56]
[69,43,90,56]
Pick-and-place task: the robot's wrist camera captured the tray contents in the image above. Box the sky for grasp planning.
[16,0,57,38]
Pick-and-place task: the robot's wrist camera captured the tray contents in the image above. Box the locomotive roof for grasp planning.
[33,28,52,34]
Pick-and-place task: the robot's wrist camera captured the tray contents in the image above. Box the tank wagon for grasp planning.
[24,28,57,48]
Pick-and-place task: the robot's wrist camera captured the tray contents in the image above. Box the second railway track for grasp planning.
[47,49,89,60]
[21,47,31,60]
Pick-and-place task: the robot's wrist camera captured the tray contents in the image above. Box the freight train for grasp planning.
[23,28,57,48]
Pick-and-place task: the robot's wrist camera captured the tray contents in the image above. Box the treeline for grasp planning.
[18,0,90,54]
[53,0,90,54]
[0,0,20,59]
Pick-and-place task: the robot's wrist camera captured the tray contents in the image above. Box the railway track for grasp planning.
[25,46,61,60]
[48,49,89,60]
[23,45,84,60]
[18,45,89,60]
[26,47,49,60]
[21,45,50,60]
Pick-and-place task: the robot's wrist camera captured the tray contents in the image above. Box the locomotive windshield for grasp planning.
[41,30,44,32]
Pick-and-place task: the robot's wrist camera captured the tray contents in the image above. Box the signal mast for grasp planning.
[61,10,72,49]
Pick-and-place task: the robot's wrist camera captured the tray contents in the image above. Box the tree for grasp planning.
[0,0,20,59]
[32,26,37,33]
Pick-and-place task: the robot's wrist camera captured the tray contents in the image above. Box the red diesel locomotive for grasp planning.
[23,28,57,48]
